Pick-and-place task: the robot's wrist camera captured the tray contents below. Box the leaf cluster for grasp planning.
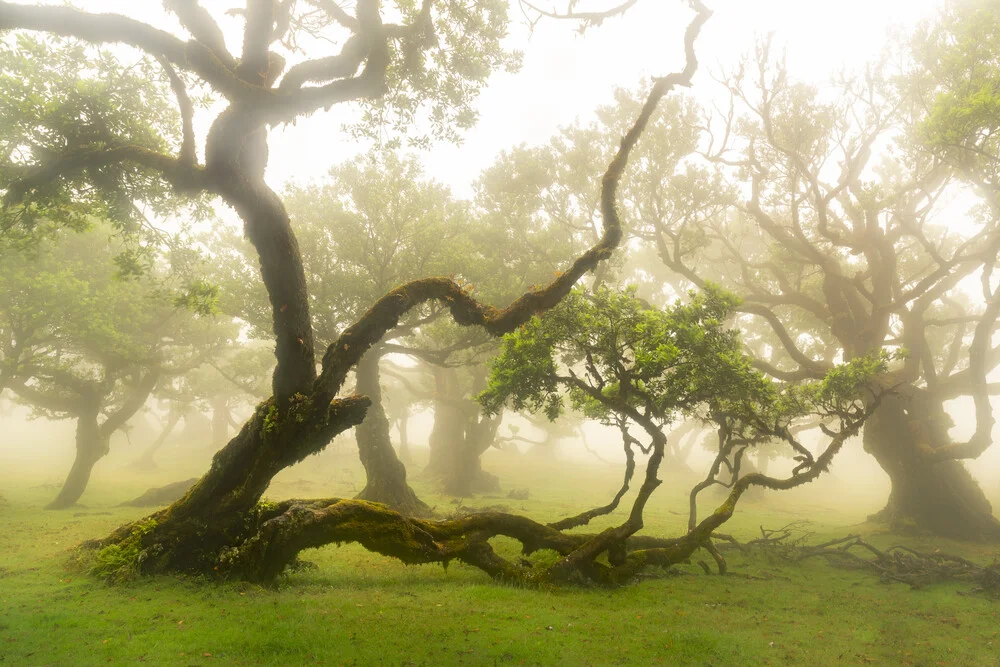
[479,285,886,441]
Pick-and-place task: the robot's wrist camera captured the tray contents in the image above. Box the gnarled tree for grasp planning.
[478,285,885,577]
[1,0,731,584]
[625,40,1000,540]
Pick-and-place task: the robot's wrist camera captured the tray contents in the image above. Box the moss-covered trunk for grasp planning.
[863,394,1000,541]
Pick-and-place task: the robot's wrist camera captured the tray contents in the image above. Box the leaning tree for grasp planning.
[0,0,864,586]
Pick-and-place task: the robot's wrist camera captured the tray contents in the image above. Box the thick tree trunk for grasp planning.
[863,394,1000,541]
[354,352,429,515]
[47,410,109,510]
[425,367,465,477]
[132,409,182,470]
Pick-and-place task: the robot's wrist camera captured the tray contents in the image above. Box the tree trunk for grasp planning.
[426,366,502,496]
[354,352,429,515]
[425,366,466,477]
[132,409,182,470]
[47,409,108,510]
[444,413,502,496]
[863,393,1000,541]
[396,412,411,466]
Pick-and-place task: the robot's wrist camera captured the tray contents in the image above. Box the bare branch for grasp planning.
[162,0,237,68]
[156,57,197,167]
[312,0,713,403]
[0,2,254,100]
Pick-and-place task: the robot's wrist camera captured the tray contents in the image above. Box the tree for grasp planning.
[0,222,223,508]
[416,109,647,495]
[479,285,885,574]
[914,0,1000,195]
[213,150,473,513]
[1,0,719,585]
[609,41,1000,540]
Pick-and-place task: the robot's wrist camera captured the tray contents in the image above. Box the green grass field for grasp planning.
[2,447,999,666]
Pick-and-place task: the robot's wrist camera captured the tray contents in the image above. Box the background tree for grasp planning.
[132,344,269,470]
[515,45,1000,539]
[658,44,1000,539]
[0,221,224,508]
[415,111,649,495]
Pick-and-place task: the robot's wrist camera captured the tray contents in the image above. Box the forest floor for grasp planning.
[1,444,999,666]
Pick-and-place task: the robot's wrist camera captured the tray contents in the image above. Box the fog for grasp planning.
[3,1,1000,664]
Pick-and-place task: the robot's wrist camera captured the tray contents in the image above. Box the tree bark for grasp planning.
[207,107,316,406]
[46,409,108,509]
[354,351,429,515]
[863,393,1000,541]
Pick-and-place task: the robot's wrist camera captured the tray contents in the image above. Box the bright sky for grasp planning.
[21,0,947,197]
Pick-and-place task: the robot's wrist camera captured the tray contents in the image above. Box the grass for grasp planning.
[1,446,999,666]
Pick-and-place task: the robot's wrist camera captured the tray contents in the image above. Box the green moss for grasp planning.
[90,518,158,583]
[261,400,280,437]
[255,499,280,515]
[288,392,312,424]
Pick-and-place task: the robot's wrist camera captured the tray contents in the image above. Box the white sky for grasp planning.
[21,0,947,196]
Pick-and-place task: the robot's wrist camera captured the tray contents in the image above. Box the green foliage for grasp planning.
[347,0,522,147]
[480,285,886,441]
[172,280,221,317]
[914,0,1000,180]
[481,285,759,422]
[0,35,209,241]
[0,220,234,420]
